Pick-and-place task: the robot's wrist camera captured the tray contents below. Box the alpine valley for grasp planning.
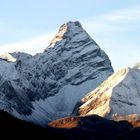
[0,21,140,140]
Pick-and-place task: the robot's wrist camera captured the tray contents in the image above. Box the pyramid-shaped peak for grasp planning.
[63,21,82,28]
[48,21,86,48]
[58,21,82,33]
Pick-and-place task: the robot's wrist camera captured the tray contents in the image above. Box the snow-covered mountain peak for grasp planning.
[133,62,140,69]
[0,21,113,126]
[11,52,32,61]
[48,21,90,48]
[0,53,16,62]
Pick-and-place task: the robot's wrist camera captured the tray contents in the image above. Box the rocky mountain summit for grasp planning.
[0,21,113,126]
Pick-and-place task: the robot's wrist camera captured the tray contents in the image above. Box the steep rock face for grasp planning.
[0,21,113,126]
[78,66,140,118]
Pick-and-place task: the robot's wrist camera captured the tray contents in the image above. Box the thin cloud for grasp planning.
[0,32,54,55]
[102,6,140,22]
[82,5,140,34]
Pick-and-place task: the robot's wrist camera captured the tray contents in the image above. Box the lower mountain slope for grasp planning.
[48,115,140,140]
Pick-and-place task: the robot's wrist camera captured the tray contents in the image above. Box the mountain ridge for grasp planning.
[0,21,113,126]
[77,65,140,119]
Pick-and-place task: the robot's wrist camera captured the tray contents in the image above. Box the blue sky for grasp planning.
[0,0,140,71]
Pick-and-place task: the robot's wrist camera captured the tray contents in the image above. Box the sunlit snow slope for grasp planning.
[78,65,140,118]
